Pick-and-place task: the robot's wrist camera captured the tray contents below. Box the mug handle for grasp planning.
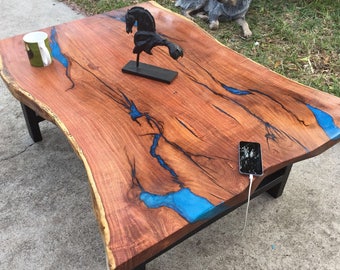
[38,41,52,67]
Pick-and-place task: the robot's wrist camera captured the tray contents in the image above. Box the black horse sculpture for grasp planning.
[125,6,183,66]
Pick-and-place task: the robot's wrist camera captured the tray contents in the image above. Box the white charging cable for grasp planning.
[241,174,254,235]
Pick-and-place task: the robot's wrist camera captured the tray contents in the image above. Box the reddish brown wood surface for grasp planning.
[0,2,339,269]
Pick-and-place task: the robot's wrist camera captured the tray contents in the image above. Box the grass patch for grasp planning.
[62,0,339,96]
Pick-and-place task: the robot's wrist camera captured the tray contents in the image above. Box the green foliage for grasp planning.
[63,0,340,96]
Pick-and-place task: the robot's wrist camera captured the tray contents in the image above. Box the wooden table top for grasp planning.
[1,1,339,269]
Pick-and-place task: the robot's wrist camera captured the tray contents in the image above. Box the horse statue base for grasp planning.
[122,60,178,84]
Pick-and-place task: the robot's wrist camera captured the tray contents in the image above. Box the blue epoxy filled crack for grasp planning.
[50,27,69,68]
[140,188,216,223]
[129,100,144,120]
[221,84,251,95]
[150,134,178,178]
[307,104,340,140]
[50,27,74,89]
[123,94,225,223]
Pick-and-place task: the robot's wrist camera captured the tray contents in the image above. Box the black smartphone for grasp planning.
[239,141,263,176]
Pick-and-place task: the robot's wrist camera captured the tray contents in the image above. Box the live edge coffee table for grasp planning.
[0,2,339,269]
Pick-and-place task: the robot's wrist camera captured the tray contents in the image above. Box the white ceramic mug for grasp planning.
[23,31,52,67]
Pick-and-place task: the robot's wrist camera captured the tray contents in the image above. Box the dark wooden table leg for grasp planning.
[20,103,44,142]
[266,164,292,198]
[134,263,146,270]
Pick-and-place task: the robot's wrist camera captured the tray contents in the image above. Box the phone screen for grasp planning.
[239,141,263,176]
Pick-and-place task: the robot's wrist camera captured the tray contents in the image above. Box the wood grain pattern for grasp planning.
[0,1,339,269]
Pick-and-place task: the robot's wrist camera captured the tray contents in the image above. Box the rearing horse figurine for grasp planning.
[125,7,183,67]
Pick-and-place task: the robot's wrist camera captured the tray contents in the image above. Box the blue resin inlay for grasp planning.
[140,188,216,223]
[105,13,137,26]
[150,134,178,178]
[50,27,69,68]
[50,27,74,89]
[307,104,340,140]
[106,14,126,23]
[129,101,143,120]
[222,84,251,95]
[121,93,222,222]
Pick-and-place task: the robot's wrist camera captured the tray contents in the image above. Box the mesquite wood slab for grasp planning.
[0,1,339,269]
